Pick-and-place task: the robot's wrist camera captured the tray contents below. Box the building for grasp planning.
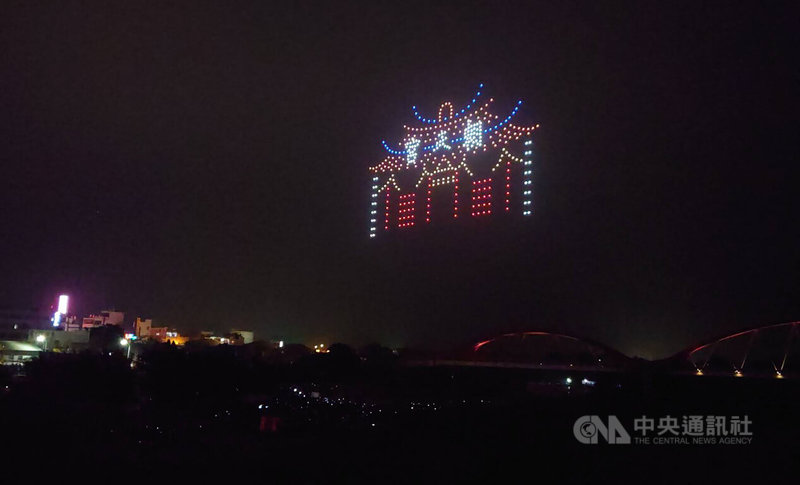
[27,329,90,353]
[0,340,42,365]
[82,310,125,329]
[134,318,154,338]
[230,330,254,345]
[148,327,169,342]
[163,330,188,346]
[63,315,82,332]
[143,327,187,345]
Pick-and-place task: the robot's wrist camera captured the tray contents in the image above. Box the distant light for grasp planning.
[695,369,704,376]
[52,312,61,327]
[565,377,572,385]
[581,378,595,386]
[776,372,784,379]
[35,334,46,343]
[120,338,128,347]
[279,340,284,348]
[57,295,69,314]
[734,370,742,377]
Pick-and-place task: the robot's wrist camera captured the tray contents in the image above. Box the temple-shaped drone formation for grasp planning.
[368,84,539,237]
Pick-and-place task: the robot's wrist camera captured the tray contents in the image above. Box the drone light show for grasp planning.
[368,84,540,238]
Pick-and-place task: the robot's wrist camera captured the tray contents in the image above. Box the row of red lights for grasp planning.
[471,178,493,217]
[380,167,528,229]
[397,193,416,228]
[453,173,459,218]
[425,178,432,223]
[504,162,511,212]
[384,190,391,230]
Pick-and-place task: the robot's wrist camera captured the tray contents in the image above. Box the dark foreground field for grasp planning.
[2,352,798,482]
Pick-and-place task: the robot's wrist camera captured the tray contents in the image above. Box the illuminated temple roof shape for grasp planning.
[368,84,540,177]
[367,84,539,237]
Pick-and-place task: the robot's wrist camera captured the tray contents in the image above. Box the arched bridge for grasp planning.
[407,324,800,379]
[409,331,634,372]
[672,321,799,379]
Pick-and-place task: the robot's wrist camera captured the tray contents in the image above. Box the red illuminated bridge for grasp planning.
[406,324,800,379]
[671,321,800,379]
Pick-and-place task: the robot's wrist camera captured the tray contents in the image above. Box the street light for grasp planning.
[35,334,47,351]
[120,338,131,359]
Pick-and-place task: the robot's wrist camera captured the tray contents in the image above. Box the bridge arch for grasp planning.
[468,331,632,371]
[675,321,799,378]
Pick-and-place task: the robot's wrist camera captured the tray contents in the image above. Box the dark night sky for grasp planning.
[1,1,797,358]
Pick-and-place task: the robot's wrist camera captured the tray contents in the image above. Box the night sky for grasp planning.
[1,1,797,358]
